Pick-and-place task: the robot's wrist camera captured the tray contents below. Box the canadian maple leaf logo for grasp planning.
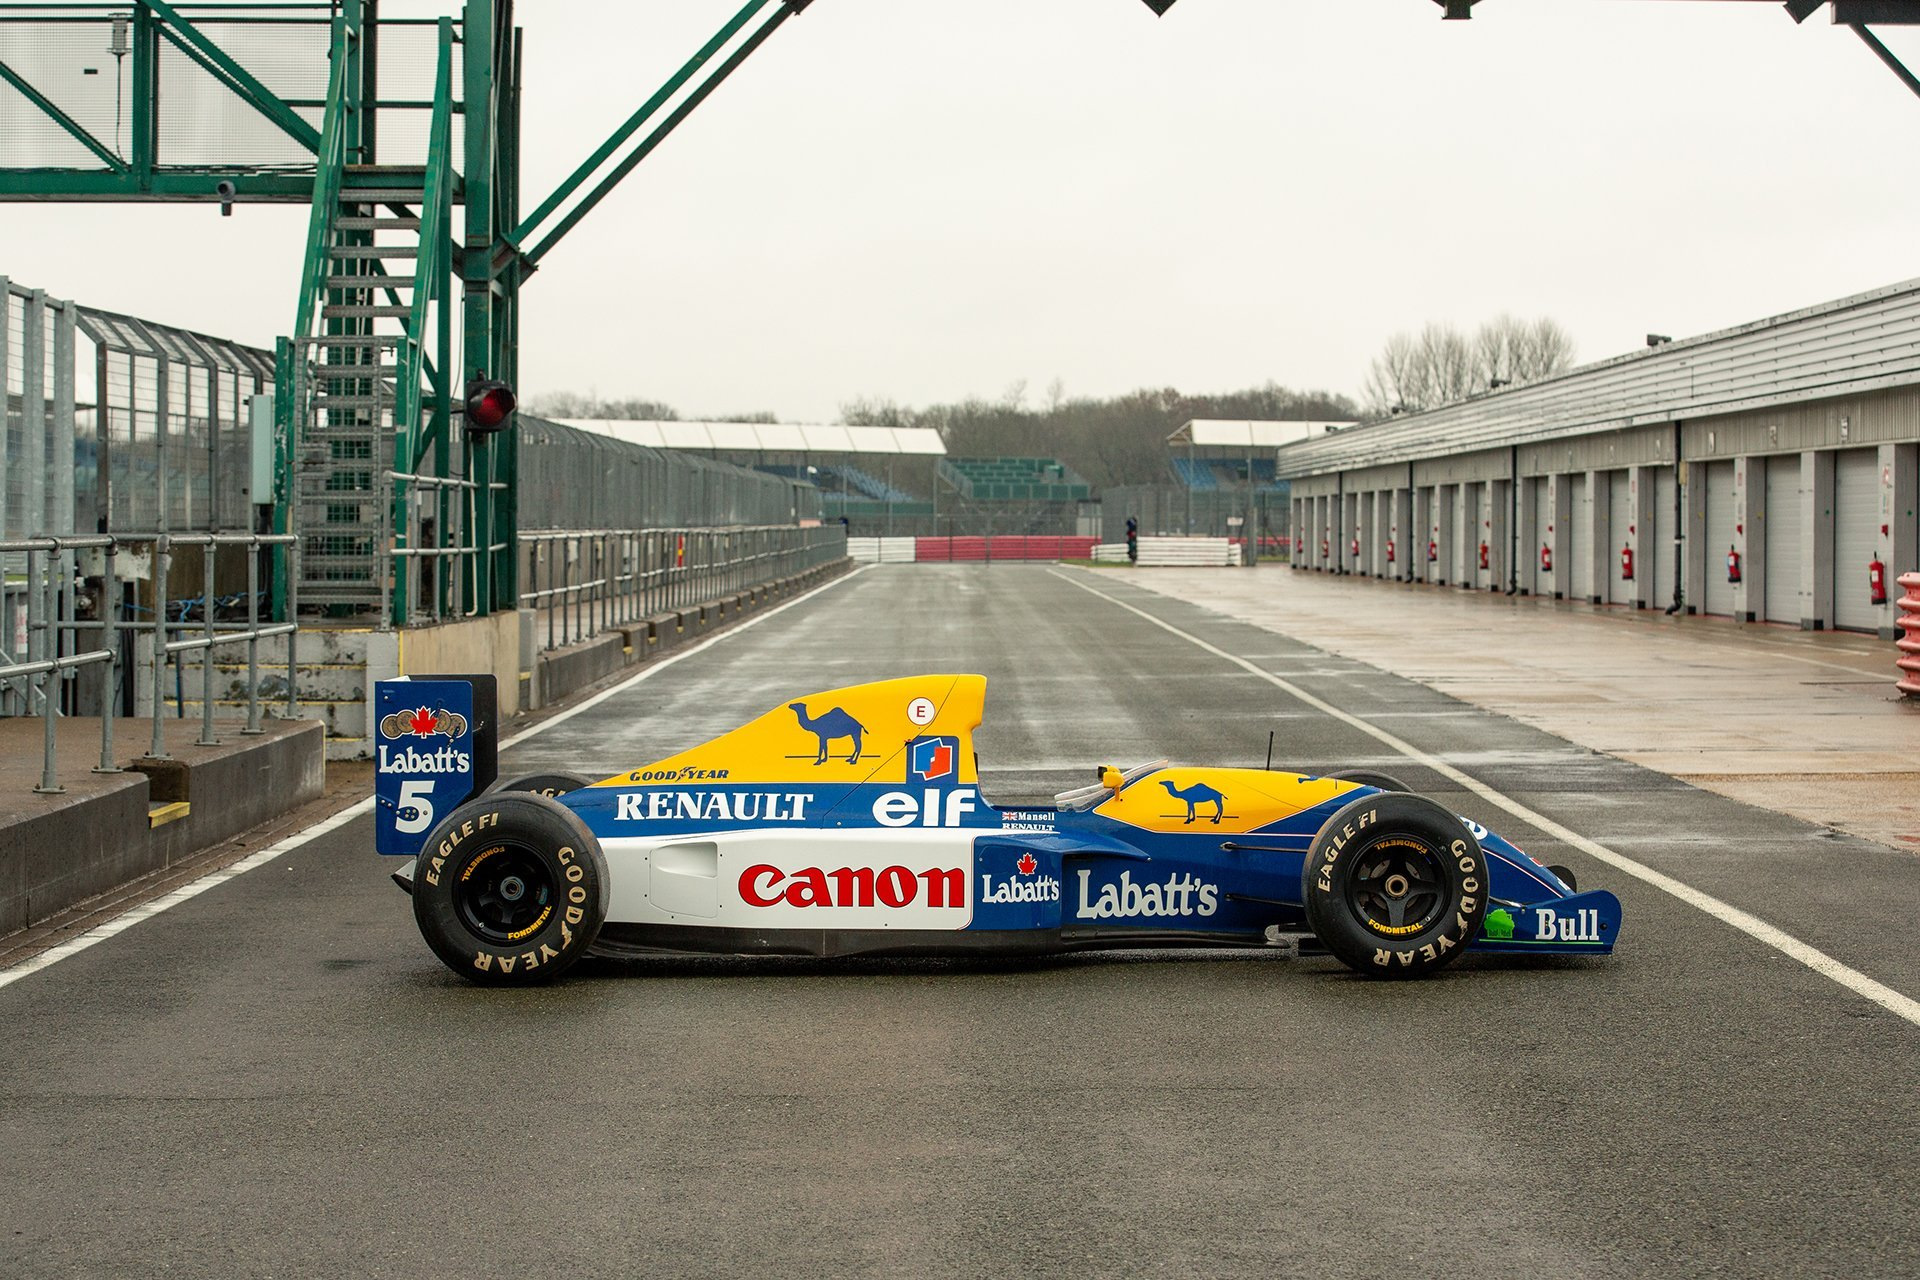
[1017,852,1037,876]
[407,706,440,736]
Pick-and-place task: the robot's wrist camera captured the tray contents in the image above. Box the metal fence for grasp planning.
[520,525,845,654]
[0,531,297,794]
[518,417,817,531]
[80,304,271,533]
[2,278,271,551]
[1101,485,1291,541]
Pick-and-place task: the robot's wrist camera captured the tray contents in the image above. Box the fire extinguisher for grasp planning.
[1386,539,1396,563]
[1427,539,1437,563]
[1351,533,1361,558]
[1726,546,1741,584]
[1871,557,1888,606]
[1478,542,1490,571]
[1321,535,1330,560]
[1621,544,1634,581]
[1540,544,1552,573]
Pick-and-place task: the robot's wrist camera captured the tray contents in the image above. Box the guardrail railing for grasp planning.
[519,525,846,653]
[0,532,298,795]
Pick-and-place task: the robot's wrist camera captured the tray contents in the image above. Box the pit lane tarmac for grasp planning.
[2,564,1915,1279]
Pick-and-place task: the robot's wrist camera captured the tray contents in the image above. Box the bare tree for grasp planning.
[1475,314,1575,388]
[839,396,907,428]
[1362,331,1422,416]
[1364,314,1576,416]
[1362,323,1474,415]
[1417,322,1479,406]
[523,391,678,420]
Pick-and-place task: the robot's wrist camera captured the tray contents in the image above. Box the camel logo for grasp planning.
[907,735,957,783]
[379,705,468,741]
[789,702,866,765]
[1158,778,1227,825]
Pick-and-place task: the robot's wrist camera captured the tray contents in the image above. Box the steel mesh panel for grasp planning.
[154,40,319,168]
[0,19,129,168]
[83,307,270,534]
[368,21,461,168]
[515,418,805,532]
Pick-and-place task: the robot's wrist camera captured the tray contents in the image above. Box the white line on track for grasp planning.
[0,799,372,991]
[1053,569,1920,1029]
[0,566,872,991]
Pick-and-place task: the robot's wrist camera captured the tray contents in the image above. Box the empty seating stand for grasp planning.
[942,457,1092,503]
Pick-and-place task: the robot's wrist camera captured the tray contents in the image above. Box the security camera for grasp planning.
[215,180,236,217]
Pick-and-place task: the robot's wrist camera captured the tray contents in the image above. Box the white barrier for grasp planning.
[846,537,918,564]
[1093,537,1240,567]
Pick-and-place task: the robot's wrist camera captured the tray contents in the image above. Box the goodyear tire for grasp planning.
[485,771,591,799]
[1302,792,1486,979]
[1323,769,1410,793]
[412,792,608,986]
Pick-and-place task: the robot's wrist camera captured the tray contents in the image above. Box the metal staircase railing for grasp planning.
[279,16,460,626]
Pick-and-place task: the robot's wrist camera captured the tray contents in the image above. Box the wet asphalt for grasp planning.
[1,564,1915,1279]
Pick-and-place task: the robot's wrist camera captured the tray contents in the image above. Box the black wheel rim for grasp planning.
[454,843,557,944]
[1347,835,1446,938]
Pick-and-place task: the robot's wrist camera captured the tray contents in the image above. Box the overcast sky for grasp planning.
[8,0,1920,421]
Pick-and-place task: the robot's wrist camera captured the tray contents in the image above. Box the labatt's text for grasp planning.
[1075,869,1218,920]
[378,744,471,775]
[980,872,1061,904]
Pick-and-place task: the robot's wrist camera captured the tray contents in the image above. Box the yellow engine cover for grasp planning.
[593,674,985,789]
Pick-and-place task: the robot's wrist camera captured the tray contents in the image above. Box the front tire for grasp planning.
[412,792,608,985]
[1303,792,1486,979]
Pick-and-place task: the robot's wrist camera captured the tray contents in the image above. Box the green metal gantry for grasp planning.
[0,0,823,623]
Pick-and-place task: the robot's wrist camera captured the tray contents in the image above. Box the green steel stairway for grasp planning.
[294,167,429,614]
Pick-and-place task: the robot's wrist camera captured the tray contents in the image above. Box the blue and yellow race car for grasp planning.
[384,674,1621,984]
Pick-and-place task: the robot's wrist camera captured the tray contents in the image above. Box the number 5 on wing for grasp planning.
[395,780,436,834]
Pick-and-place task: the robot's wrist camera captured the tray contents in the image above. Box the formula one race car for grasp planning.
[376,674,1621,985]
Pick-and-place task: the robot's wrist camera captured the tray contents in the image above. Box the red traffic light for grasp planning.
[463,378,516,433]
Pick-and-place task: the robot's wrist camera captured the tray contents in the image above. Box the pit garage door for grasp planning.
[1569,474,1591,601]
[1703,460,1738,616]
[1463,482,1484,587]
[1653,467,1677,611]
[1608,471,1634,604]
[1834,448,1880,632]
[1531,478,1553,596]
[1764,455,1801,625]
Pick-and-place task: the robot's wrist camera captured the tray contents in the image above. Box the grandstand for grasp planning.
[1164,420,1351,490]
[1169,456,1284,491]
[1096,419,1357,553]
[939,458,1091,503]
[928,457,1096,537]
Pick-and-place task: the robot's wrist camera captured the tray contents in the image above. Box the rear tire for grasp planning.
[485,771,591,799]
[1323,769,1410,793]
[1303,792,1486,979]
[412,792,608,985]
